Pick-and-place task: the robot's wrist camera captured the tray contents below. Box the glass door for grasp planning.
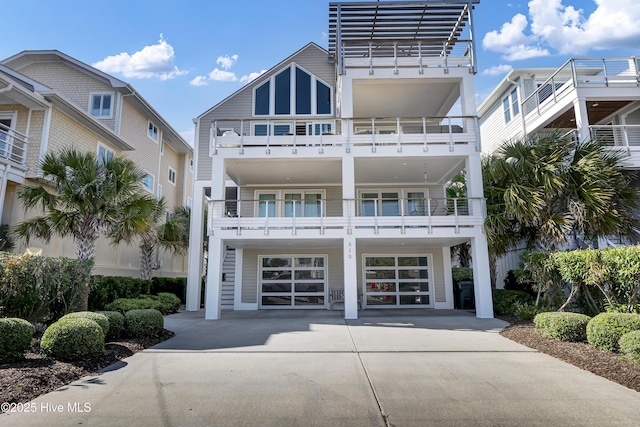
[258,194,276,217]
[260,256,327,308]
[363,255,432,308]
[360,191,400,216]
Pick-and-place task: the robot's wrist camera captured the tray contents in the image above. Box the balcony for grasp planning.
[206,197,485,237]
[590,125,640,152]
[0,122,27,166]
[211,116,480,155]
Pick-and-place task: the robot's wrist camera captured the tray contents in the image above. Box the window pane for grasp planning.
[381,193,399,216]
[295,270,325,280]
[255,82,270,115]
[254,124,270,136]
[262,296,292,306]
[258,194,277,217]
[407,193,425,216]
[275,68,291,115]
[262,283,291,293]
[294,283,324,293]
[317,81,331,114]
[262,257,291,267]
[102,95,111,115]
[367,282,396,292]
[294,296,324,306]
[92,96,102,116]
[366,257,395,267]
[400,294,429,305]
[367,295,396,305]
[296,68,311,114]
[262,270,292,280]
[398,256,428,267]
[284,193,302,217]
[365,270,396,280]
[273,124,290,135]
[304,193,321,217]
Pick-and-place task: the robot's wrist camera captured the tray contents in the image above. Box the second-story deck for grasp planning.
[0,122,27,167]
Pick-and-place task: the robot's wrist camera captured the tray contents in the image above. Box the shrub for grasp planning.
[41,318,104,361]
[586,313,640,352]
[493,289,533,316]
[89,276,152,311]
[61,312,109,337]
[0,318,33,364]
[0,254,92,322]
[96,311,125,340]
[513,302,551,321]
[619,331,640,364]
[452,267,473,283]
[154,293,181,314]
[151,277,186,303]
[105,298,163,314]
[124,309,164,338]
[534,312,591,342]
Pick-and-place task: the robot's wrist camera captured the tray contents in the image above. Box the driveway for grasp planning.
[2,310,640,426]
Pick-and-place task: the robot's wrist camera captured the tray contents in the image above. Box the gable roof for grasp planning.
[1,50,192,155]
[195,42,330,120]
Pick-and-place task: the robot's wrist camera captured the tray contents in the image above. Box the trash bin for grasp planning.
[458,280,475,309]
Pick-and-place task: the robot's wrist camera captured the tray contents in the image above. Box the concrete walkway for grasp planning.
[2,310,640,426]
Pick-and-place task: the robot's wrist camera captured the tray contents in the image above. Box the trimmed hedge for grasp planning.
[493,289,533,315]
[105,294,180,315]
[154,293,181,313]
[0,318,33,364]
[124,309,164,338]
[61,312,109,337]
[41,318,104,361]
[96,311,125,340]
[150,277,186,304]
[534,312,591,342]
[619,331,640,364]
[586,313,640,352]
[89,276,151,311]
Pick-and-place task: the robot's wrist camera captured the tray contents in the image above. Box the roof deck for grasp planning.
[329,1,480,74]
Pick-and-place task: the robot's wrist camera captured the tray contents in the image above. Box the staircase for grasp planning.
[221,248,236,310]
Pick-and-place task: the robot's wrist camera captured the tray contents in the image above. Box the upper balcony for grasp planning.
[0,122,27,167]
[329,1,480,75]
[210,116,480,157]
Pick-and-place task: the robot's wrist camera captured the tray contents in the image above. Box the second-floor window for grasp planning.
[148,121,159,142]
[503,88,519,123]
[142,173,154,193]
[90,93,113,118]
[97,144,115,166]
[254,64,332,117]
[168,167,176,185]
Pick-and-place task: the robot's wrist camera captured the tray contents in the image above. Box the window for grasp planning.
[255,190,325,217]
[157,184,163,200]
[503,88,519,123]
[97,144,115,166]
[142,173,154,193]
[90,93,113,118]
[168,167,176,185]
[148,121,159,142]
[254,64,333,116]
[189,159,193,173]
[252,123,292,136]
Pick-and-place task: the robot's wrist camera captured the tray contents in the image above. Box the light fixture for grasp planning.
[592,103,599,107]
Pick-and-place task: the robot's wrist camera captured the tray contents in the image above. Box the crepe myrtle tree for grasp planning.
[14,148,157,309]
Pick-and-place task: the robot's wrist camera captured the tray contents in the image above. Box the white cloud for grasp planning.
[482,64,513,76]
[93,34,187,80]
[483,0,640,60]
[216,54,238,70]
[189,75,209,87]
[207,68,238,82]
[240,70,267,85]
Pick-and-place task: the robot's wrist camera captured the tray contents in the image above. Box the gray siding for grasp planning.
[196,44,336,181]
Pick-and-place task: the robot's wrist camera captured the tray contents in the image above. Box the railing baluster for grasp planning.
[454,198,459,234]
[320,199,325,235]
[427,198,432,234]
[396,117,401,152]
[422,117,428,151]
[371,118,376,153]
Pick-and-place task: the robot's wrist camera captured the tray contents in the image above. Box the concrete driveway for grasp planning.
[3,310,640,426]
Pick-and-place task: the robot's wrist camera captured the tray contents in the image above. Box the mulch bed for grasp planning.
[500,319,640,393]
[0,330,174,405]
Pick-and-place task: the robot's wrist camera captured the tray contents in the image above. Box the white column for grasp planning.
[0,168,9,222]
[470,234,494,318]
[459,75,477,116]
[343,236,358,319]
[233,248,245,310]
[439,246,454,309]
[205,237,224,320]
[342,155,355,229]
[186,182,206,311]
[464,153,483,198]
[573,98,590,142]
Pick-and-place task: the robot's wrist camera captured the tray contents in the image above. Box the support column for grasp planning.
[573,98,590,142]
[470,234,494,318]
[343,236,358,319]
[205,237,224,320]
[0,168,9,222]
[186,182,206,311]
[342,155,355,230]
[439,246,454,309]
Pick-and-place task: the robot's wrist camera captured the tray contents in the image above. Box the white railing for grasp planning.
[590,125,640,152]
[207,197,485,236]
[211,116,480,155]
[0,123,27,165]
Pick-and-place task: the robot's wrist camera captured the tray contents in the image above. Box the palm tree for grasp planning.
[110,198,190,280]
[446,170,472,267]
[14,148,157,309]
[0,224,14,252]
[483,132,640,258]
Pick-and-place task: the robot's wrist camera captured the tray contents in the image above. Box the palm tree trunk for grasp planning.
[140,243,156,281]
[75,229,98,311]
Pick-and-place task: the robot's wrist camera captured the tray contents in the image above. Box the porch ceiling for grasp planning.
[225,157,466,187]
[544,101,633,129]
[352,78,459,118]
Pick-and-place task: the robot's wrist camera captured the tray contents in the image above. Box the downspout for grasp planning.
[507,78,527,139]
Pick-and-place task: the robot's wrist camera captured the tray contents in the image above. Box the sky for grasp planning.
[3,0,640,146]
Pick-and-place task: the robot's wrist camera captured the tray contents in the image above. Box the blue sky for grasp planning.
[3,1,640,145]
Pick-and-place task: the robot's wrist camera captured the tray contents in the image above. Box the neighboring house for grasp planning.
[478,57,640,285]
[0,50,193,277]
[187,0,492,320]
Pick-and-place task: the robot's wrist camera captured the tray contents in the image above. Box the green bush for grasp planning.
[61,312,109,337]
[104,298,163,314]
[96,311,125,340]
[154,293,181,313]
[124,309,164,338]
[513,302,551,321]
[619,330,640,364]
[493,289,533,316]
[151,277,186,303]
[0,254,92,322]
[534,312,591,342]
[0,318,33,364]
[452,267,473,283]
[89,276,152,311]
[41,318,104,361]
[586,313,640,352]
